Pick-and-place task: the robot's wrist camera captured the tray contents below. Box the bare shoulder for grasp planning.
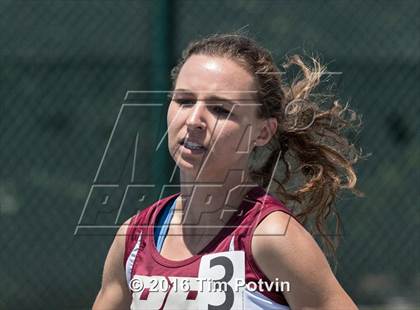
[107,217,132,258]
[252,211,316,261]
[117,217,132,239]
[251,211,358,309]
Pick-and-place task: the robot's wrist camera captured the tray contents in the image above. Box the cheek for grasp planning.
[167,103,181,137]
[213,124,250,154]
[166,102,176,126]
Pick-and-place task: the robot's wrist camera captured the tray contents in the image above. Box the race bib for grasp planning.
[130,251,245,310]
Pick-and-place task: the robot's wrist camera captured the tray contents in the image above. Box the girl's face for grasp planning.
[167,55,272,182]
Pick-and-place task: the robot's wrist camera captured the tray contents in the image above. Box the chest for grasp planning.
[159,229,224,261]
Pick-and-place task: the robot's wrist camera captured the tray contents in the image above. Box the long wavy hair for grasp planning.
[170,33,362,260]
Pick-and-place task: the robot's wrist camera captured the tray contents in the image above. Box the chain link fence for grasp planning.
[0,1,419,309]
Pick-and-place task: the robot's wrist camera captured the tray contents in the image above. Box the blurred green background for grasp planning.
[0,0,419,309]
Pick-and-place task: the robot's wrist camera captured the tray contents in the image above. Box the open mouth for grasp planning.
[180,138,207,151]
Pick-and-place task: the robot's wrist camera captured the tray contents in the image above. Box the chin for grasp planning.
[178,161,216,179]
[174,155,201,170]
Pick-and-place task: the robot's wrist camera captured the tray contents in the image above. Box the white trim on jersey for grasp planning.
[125,231,142,286]
[245,289,290,310]
[229,235,235,251]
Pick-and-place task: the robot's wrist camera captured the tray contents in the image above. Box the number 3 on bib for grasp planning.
[197,251,245,310]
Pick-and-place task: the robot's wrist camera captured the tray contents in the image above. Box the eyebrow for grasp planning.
[172,88,194,95]
[172,89,255,105]
[207,95,236,106]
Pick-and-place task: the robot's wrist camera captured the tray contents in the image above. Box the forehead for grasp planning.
[175,55,258,102]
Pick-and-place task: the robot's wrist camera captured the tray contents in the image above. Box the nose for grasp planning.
[186,102,207,131]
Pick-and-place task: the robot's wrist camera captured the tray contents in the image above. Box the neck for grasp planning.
[172,169,258,234]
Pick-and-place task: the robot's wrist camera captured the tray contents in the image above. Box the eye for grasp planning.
[174,98,195,106]
[212,105,231,116]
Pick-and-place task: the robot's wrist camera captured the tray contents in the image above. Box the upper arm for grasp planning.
[252,211,358,310]
[92,218,132,310]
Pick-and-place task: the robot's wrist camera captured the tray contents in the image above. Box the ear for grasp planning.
[255,117,278,147]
